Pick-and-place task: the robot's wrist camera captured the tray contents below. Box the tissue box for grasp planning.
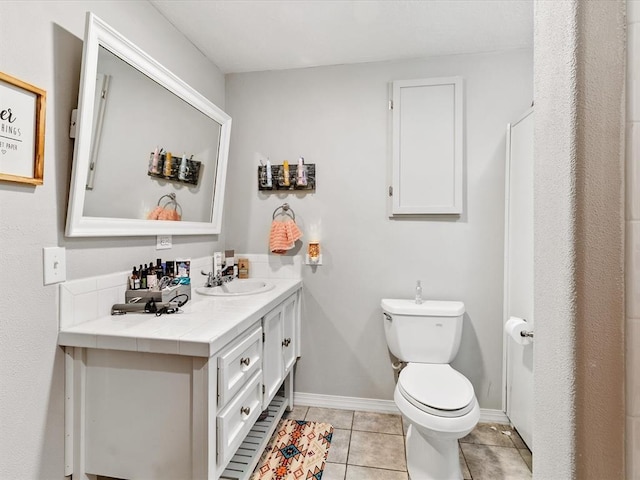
[125,284,191,303]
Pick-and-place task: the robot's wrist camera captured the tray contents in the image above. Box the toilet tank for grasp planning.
[381,299,465,363]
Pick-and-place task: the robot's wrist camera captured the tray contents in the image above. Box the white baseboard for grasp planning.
[479,408,510,424]
[293,391,510,424]
[294,392,399,413]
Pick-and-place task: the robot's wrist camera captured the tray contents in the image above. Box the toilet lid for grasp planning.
[398,364,475,416]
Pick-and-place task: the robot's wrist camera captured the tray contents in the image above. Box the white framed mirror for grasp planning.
[65,12,231,237]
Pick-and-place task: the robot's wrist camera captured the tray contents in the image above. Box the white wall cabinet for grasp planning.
[64,286,301,480]
[390,76,464,215]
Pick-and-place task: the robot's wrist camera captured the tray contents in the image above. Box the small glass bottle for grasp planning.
[130,266,138,290]
[141,264,148,289]
[415,280,423,304]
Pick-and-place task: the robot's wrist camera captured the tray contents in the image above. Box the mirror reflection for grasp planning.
[83,46,221,223]
[65,12,231,237]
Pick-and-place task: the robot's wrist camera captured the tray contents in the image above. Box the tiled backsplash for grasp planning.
[627,2,640,478]
[59,254,302,331]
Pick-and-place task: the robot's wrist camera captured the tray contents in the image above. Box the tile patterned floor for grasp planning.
[284,406,532,480]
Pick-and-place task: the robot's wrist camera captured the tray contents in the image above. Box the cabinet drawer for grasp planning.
[216,371,262,469]
[218,325,262,407]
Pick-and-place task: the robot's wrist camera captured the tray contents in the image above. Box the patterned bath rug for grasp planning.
[251,419,333,480]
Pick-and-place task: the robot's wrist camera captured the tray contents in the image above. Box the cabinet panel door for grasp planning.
[262,306,284,408]
[282,294,297,375]
[390,76,463,215]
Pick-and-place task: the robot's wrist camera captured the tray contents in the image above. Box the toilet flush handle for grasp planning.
[384,313,392,322]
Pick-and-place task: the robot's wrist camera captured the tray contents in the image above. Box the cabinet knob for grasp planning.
[240,357,251,367]
[282,338,291,347]
[240,406,251,416]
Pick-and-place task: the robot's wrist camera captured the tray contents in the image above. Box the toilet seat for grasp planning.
[398,364,475,418]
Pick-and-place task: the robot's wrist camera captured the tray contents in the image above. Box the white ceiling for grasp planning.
[149,0,533,74]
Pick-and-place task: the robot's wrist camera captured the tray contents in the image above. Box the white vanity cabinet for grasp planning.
[60,279,301,480]
[262,291,298,409]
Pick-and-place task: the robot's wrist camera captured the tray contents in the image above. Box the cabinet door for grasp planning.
[390,76,463,215]
[262,305,284,408]
[282,293,297,375]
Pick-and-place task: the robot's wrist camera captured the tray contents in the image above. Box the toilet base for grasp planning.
[406,424,462,480]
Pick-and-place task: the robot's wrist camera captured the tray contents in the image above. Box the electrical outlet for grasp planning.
[156,235,172,250]
[43,247,66,285]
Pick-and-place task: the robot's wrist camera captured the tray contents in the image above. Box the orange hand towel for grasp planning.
[269,219,303,254]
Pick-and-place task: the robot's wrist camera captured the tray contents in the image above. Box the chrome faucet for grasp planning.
[201,269,234,288]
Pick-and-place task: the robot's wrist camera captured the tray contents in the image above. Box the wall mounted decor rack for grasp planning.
[147,152,201,186]
[257,163,316,191]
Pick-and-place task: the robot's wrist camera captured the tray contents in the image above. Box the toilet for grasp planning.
[381,299,480,480]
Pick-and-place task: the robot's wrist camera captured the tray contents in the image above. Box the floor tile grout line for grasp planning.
[459,440,473,480]
[345,414,353,473]
[402,421,408,477]
[350,430,406,438]
[351,428,404,435]
[346,460,407,473]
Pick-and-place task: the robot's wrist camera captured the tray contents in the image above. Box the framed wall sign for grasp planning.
[0,71,46,186]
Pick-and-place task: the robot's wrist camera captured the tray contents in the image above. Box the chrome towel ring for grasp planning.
[272,203,295,220]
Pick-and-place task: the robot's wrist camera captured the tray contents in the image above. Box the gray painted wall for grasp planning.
[0,2,225,478]
[224,50,533,408]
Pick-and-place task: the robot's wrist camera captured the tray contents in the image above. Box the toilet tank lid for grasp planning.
[381,299,465,316]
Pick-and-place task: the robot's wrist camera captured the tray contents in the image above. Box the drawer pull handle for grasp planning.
[282,338,291,347]
[240,406,251,416]
[240,357,251,367]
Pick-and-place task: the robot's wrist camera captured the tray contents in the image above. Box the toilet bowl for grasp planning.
[395,364,480,479]
[381,299,479,480]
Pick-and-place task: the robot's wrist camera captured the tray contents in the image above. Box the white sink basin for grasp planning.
[196,280,275,297]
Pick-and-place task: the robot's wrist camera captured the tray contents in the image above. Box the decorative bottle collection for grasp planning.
[129,258,190,291]
[258,156,316,191]
[147,146,201,186]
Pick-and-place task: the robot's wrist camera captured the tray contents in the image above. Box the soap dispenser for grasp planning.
[415,280,423,304]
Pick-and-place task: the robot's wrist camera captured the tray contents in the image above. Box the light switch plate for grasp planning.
[156,235,172,250]
[43,247,66,285]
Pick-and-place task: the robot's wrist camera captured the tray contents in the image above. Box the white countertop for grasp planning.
[58,278,302,358]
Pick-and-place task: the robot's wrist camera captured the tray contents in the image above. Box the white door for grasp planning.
[504,108,534,450]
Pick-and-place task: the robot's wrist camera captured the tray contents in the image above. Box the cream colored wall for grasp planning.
[0,2,225,478]
[627,1,640,478]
